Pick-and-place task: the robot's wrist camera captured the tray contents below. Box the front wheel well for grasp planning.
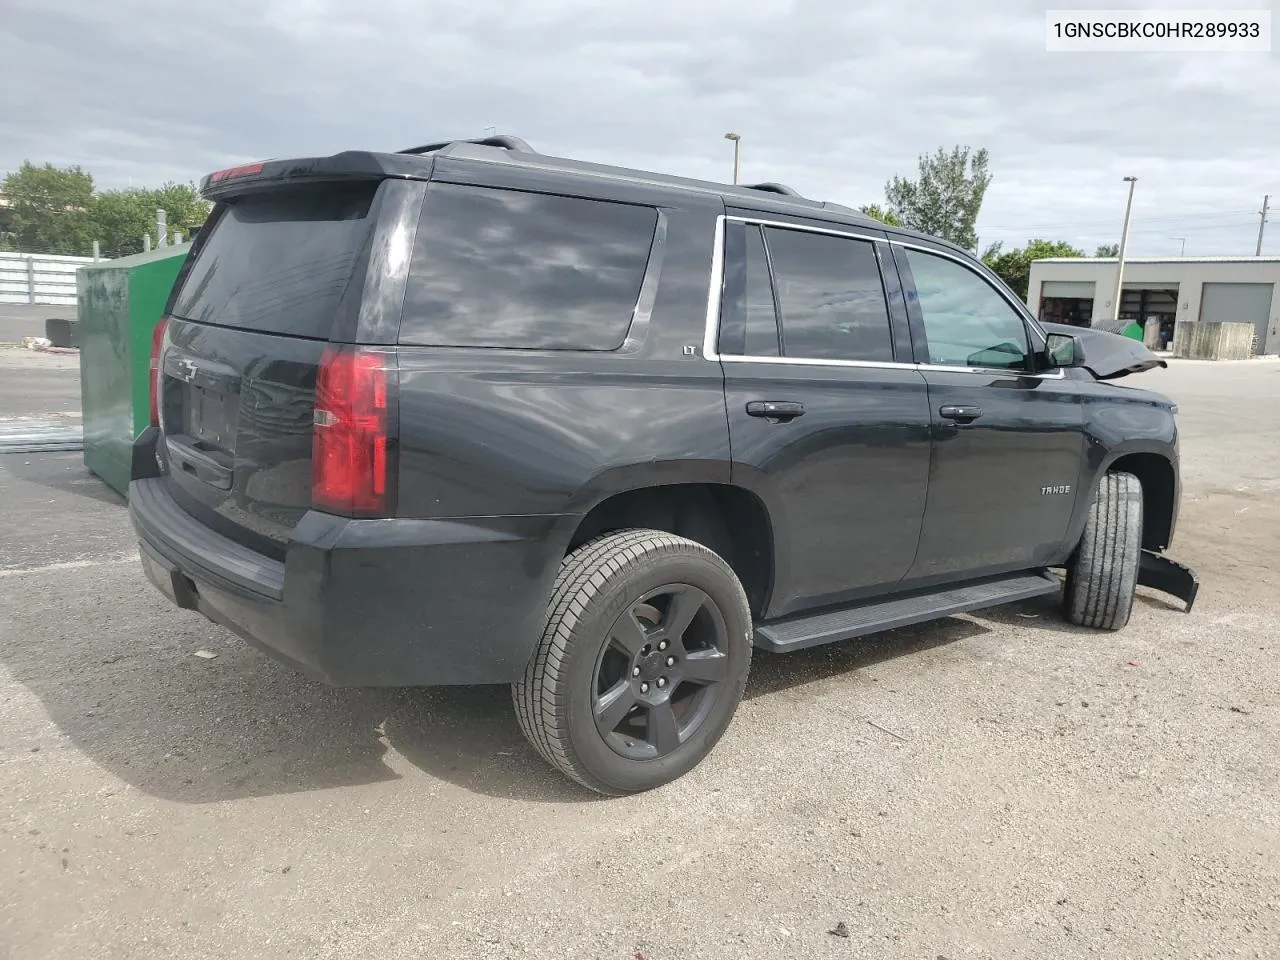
[1108,453,1176,550]
[567,484,774,616]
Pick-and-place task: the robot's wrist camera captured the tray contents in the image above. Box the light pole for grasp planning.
[1169,236,1186,256]
[1111,176,1138,324]
[723,132,741,185]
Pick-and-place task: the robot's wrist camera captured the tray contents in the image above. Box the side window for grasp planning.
[763,227,894,362]
[743,224,780,356]
[903,248,1031,369]
[400,183,657,350]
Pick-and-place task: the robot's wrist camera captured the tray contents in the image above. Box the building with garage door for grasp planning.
[1026,257,1280,355]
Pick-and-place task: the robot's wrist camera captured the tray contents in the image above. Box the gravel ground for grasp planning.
[1,358,1277,959]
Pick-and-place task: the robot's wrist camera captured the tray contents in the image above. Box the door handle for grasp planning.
[747,400,805,421]
[939,404,983,423]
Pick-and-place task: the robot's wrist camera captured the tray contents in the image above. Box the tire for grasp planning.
[1064,471,1143,630]
[512,529,752,795]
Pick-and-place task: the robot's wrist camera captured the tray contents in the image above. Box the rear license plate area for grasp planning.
[185,385,239,453]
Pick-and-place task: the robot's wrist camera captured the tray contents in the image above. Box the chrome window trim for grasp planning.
[702,214,1066,379]
[725,214,886,244]
[923,362,1066,379]
[717,354,1066,379]
[719,353,917,371]
[701,214,727,360]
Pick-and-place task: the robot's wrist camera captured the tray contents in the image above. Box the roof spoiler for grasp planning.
[399,135,537,156]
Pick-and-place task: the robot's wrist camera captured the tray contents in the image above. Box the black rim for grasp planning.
[591,584,732,761]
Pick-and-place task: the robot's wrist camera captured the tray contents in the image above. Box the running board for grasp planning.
[753,571,1061,653]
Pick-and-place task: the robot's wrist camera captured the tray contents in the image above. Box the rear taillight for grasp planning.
[149,315,170,427]
[312,346,396,517]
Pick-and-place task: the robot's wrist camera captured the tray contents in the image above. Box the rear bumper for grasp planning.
[129,477,567,686]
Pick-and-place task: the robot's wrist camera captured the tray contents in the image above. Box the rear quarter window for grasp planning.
[399,183,658,350]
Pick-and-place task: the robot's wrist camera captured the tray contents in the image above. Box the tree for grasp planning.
[859,204,900,227]
[1095,243,1118,257]
[0,162,97,255]
[91,183,210,259]
[884,146,991,249]
[982,239,1085,299]
[0,162,211,257]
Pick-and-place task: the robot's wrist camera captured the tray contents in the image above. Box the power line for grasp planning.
[979,209,1259,231]
[979,220,1260,238]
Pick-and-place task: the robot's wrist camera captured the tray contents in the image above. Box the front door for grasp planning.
[893,243,1087,584]
[715,215,932,618]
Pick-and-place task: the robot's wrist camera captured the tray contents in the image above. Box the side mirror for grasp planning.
[1045,332,1083,369]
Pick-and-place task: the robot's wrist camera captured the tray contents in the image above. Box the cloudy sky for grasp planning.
[3,0,1278,257]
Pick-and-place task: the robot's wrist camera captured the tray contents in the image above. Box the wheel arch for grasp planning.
[564,482,776,617]
[1104,450,1178,551]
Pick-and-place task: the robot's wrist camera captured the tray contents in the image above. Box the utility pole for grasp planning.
[1111,176,1138,324]
[1256,194,1270,256]
[1169,236,1186,256]
[724,132,741,184]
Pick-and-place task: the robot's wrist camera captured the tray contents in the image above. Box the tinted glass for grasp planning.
[401,184,657,350]
[763,227,893,361]
[904,249,1031,369]
[743,224,780,356]
[172,183,377,338]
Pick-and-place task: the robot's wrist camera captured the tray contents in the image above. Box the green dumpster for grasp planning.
[78,244,191,497]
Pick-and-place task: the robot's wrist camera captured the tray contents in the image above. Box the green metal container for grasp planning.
[78,244,191,497]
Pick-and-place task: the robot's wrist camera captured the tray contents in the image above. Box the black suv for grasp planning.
[130,135,1197,794]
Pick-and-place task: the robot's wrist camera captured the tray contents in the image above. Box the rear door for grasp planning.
[716,213,932,618]
[157,177,420,557]
[892,241,1087,583]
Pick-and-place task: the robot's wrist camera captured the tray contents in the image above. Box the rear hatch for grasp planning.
[157,179,384,558]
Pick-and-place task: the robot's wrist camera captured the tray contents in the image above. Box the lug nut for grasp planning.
[640,682,650,694]
[633,666,641,677]
[658,640,668,651]
[666,656,676,667]
[656,677,667,689]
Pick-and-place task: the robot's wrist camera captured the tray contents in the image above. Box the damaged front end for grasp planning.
[1038,323,1197,612]
[1041,320,1168,381]
[1137,550,1200,613]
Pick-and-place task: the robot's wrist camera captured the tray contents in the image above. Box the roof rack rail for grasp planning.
[398,135,536,156]
[744,182,805,198]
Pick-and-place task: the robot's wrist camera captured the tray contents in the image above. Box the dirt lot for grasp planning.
[1,357,1277,960]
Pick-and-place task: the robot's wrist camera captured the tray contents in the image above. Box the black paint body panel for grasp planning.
[130,141,1190,686]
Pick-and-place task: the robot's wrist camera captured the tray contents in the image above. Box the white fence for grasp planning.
[0,252,99,305]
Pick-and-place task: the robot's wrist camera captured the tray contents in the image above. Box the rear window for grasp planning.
[171,182,378,338]
[399,183,658,350]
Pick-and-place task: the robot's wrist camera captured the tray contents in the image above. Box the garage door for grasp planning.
[1041,281,1096,298]
[1199,282,1275,353]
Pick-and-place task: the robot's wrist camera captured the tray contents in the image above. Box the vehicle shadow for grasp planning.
[744,614,990,701]
[974,587,1190,633]
[4,451,126,507]
[3,583,1003,806]
[965,591,1088,636]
